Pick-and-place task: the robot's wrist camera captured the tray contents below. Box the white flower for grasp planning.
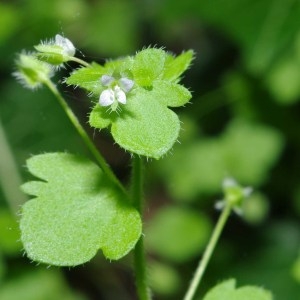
[99,75,134,110]
[55,34,75,57]
[99,85,126,106]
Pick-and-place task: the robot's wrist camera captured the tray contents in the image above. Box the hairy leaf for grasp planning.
[162,50,194,82]
[66,62,106,94]
[132,48,166,86]
[67,47,193,159]
[203,279,273,300]
[20,153,142,266]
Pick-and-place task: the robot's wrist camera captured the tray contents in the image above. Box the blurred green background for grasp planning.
[1,0,300,299]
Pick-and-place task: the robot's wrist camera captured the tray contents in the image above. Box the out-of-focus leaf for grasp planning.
[0,209,21,255]
[241,192,269,224]
[156,119,283,201]
[221,119,283,184]
[0,3,20,45]
[0,82,87,167]
[266,52,300,104]
[0,252,5,282]
[226,222,300,299]
[292,254,300,284]
[158,0,300,75]
[149,260,181,296]
[83,0,140,55]
[146,206,212,262]
[242,192,269,224]
[20,153,141,266]
[0,269,85,300]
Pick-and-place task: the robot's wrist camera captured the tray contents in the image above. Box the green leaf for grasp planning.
[162,50,195,82]
[132,48,166,86]
[152,80,192,107]
[67,47,193,159]
[89,105,113,129]
[20,153,142,266]
[104,56,134,77]
[66,62,106,94]
[146,206,212,262]
[89,82,191,158]
[110,87,180,159]
[203,279,273,300]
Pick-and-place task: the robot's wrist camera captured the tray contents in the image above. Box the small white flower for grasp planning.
[99,75,134,111]
[215,177,253,215]
[55,34,75,57]
[99,85,126,106]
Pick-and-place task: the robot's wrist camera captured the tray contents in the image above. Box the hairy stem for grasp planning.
[183,204,232,300]
[132,156,151,300]
[44,80,125,193]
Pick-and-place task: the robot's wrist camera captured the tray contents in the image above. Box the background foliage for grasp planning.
[1,0,300,299]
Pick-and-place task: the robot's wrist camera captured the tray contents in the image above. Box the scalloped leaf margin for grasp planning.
[20,153,142,266]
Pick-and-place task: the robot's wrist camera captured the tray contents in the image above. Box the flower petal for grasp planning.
[99,89,115,106]
[114,86,126,104]
[119,77,134,92]
[55,34,75,56]
[101,75,115,86]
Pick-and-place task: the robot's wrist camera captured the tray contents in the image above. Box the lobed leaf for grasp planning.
[162,50,195,82]
[20,153,142,266]
[203,279,273,300]
[152,80,192,107]
[110,87,181,159]
[67,47,193,159]
[131,48,166,86]
[66,62,106,94]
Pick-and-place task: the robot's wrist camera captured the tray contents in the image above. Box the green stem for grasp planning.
[44,79,125,193]
[69,56,90,67]
[131,156,151,300]
[183,204,233,300]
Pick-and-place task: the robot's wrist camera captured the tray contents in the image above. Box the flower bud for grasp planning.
[13,53,54,89]
[34,34,76,66]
